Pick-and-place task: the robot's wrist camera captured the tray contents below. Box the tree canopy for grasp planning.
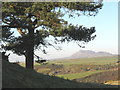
[2,1,103,69]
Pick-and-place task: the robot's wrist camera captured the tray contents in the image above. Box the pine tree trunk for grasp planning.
[25,28,34,69]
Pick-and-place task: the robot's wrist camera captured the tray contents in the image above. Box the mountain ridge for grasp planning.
[53,50,116,60]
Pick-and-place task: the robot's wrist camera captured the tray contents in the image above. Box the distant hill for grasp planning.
[54,50,115,60]
[69,50,114,59]
[2,60,117,88]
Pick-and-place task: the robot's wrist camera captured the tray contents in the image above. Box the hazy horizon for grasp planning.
[8,49,118,62]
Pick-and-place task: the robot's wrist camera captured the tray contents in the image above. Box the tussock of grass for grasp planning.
[104,80,120,85]
[2,60,118,88]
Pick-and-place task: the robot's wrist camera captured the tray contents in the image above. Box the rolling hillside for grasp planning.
[74,70,119,84]
[32,56,118,86]
[2,60,118,88]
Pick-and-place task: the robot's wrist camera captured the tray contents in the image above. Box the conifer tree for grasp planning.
[2,1,103,69]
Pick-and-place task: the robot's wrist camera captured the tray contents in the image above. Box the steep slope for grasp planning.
[2,60,118,88]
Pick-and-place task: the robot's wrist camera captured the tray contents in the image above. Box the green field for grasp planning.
[50,56,118,66]
[56,70,106,80]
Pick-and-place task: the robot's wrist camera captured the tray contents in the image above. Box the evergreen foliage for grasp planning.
[2,1,103,69]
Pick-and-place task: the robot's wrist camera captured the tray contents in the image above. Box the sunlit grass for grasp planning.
[104,80,120,85]
[19,62,25,67]
[56,70,107,80]
[36,68,51,73]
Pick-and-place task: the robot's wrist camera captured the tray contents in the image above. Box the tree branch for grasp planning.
[2,25,28,29]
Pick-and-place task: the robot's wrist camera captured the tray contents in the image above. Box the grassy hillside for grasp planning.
[18,56,118,82]
[2,60,118,88]
[75,70,119,84]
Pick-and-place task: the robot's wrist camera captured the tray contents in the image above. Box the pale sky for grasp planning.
[8,1,118,62]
